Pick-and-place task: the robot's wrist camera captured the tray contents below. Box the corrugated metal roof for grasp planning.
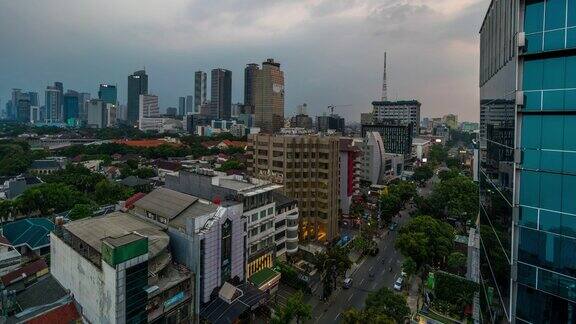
[133,188,198,220]
[3,218,54,250]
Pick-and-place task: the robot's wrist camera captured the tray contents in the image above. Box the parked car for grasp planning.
[343,277,353,289]
[388,222,398,231]
[393,277,404,291]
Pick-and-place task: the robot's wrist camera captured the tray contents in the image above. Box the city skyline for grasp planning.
[0,0,487,122]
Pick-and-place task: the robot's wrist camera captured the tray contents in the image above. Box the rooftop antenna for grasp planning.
[381,52,388,101]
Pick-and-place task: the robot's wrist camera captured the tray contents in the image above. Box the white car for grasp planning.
[343,277,353,289]
[393,277,404,291]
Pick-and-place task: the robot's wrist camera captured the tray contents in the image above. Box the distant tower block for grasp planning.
[382,52,388,101]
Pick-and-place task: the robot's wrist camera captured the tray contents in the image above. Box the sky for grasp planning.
[0,0,489,122]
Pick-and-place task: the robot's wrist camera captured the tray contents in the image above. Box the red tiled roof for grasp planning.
[201,141,219,149]
[124,192,146,209]
[1,259,48,286]
[26,302,81,324]
[115,139,179,148]
[221,140,247,148]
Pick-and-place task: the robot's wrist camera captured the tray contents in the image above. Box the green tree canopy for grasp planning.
[412,165,433,183]
[430,174,479,222]
[15,183,90,215]
[429,144,448,165]
[395,216,455,267]
[94,180,134,205]
[271,291,312,324]
[342,308,395,324]
[364,287,411,323]
[402,257,417,277]
[69,203,96,221]
[447,252,467,274]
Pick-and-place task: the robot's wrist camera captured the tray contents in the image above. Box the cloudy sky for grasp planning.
[0,0,488,122]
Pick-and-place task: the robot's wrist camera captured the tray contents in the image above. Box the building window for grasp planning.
[221,219,232,283]
[268,207,274,215]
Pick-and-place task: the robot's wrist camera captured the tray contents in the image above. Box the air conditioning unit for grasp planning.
[516,91,524,107]
[518,32,526,48]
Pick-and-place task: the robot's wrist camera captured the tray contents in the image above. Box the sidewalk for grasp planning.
[406,275,422,314]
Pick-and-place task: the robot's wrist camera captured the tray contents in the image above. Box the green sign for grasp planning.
[102,237,148,267]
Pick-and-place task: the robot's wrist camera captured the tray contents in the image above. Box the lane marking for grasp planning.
[335,313,341,320]
[369,266,374,272]
[360,278,365,285]
[347,293,354,302]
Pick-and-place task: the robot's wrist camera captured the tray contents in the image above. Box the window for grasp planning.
[251,214,258,222]
[260,210,266,219]
[268,207,274,215]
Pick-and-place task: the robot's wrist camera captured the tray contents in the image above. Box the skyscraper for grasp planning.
[127,70,148,125]
[98,84,117,105]
[45,85,62,123]
[254,59,285,133]
[480,1,576,322]
[244,63,259,108]
[185,95,193,114]
[178,96,186,116]
[63,90,80,121]
[372,100,421,136]
[210,68,232,120]
[194,71,207,114]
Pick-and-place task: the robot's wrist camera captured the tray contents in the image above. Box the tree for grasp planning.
[15,183,89,215]
[342,308,395,324]
[389,181,417,202]
[0,200,15,222]
[364,288,411,323]
[314,245,352,299]
[379,192,402,224]
[69,204,96,220]
[271,291,311,324]
[412,165,433,183]
[395,216,455,267]
[0,143,32,176]
[216,160,245,172]
[402,257,417,277]
[94,180,134,205]
[447,252,467,274]
[430,174,478,223]
[429,144,448,165]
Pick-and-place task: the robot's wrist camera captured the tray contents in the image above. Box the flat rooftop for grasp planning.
[133,187,199,221]
[64,212,169,259]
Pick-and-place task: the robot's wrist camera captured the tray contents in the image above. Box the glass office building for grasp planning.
[480,0,576,322]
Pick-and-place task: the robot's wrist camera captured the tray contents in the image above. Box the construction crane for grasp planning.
[327,104,353,115]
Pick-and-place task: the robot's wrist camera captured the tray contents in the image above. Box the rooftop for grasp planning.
[2,218,54,250]
[134,187,199,220]
[30,160,61,169]
[1,259,48,287]
[249,268,280,288]
[63,212,169,258]
[15,274,68,310]
[372,100,421,106]
[200,283,270,324]
[114,139,179,148]
[271,190,296,209]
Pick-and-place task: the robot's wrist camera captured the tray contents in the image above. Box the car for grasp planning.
[343,277,353,289]
[388,222,398,231]
[393,277,404,291]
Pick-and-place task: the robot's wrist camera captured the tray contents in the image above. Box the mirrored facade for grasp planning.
[480,0,576,322]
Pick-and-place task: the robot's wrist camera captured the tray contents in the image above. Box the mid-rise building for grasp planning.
[98,84,117,105]
[139,117,183,133]
[50,212,194,323]
[86,99,107,128]
[479,1,576,322]
[210,69,232,120]
[254,59,285,133]
[317,114,345,133]
[165,171,297,277]
[372,100,421,136]
[290,114,314,129]
[361,121,413,161]
[360,131,404,185]
[339,138,361,215]
[127,70,148,125]
[194,71,207,114]
[360,112,374,125]
[139,94,160,128]
[442,113,458,129]
[129,188,246,312]
[248,133,340,242]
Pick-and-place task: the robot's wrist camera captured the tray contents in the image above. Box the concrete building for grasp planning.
[248,133,340,242]
[290,114,314,130]
[210,69,232,120]
[442,113,458,129]
[412,137,432,161]
[372,100,421,136]
[139,117,183,133]
[45,85,62,123]
[129,188,246,311]
[165,170,299,276]
[186,95,194,114]
[339,138,362,215]
[86,99,107,128]
[360,112,374,125]
[317,114,345,133]
[178,97,186,116]
[194,71,207,114]
[50,212,193,323]
[254,59,285,133]
[479,1,576,322]
[361,121,413,162]
[361,131,385,185]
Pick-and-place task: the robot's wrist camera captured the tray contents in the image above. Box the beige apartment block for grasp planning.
[248,133,340,243]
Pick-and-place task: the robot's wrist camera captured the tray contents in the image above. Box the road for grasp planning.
[310,179,434,324]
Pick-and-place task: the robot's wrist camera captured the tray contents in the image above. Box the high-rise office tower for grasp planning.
[98,84,117,105]
[45,85,62,123]
[194,71,207,114]
[185,95,193,114]
[16,96,31,123]
[254,59,285,133]
[28,92,38,107]
[480,1,576,323]
[210,68,232,120]
[244,63,259,108]
[63,90,80,121]
[178,96,186,116]
[127,70,148,125]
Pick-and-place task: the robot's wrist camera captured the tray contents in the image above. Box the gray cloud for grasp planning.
[0,0,488,122]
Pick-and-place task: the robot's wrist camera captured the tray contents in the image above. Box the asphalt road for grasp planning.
[311,179,434,324]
